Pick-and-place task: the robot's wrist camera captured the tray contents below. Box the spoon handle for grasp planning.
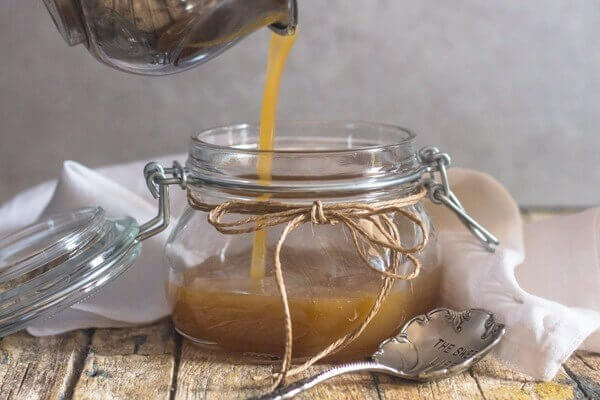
[249,361,397,400]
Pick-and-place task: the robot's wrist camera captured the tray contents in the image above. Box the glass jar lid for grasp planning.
[0,207,141,337]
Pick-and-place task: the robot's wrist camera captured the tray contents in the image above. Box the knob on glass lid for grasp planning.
[41,0,298,75]
[0,208,141,337]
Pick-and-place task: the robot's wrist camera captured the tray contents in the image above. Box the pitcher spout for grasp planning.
[270,0,298,36]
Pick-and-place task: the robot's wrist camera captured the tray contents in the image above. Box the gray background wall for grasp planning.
[1,1,599,206]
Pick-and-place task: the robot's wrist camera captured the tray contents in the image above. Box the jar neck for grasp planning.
[189,174,423,204]
[186,121,421,202]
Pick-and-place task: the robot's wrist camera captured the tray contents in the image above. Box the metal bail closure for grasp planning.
[137,161,187,241]
[419,147,500,252]
[0,208,141,337]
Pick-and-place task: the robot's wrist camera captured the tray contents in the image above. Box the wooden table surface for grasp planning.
[1,210,598,400]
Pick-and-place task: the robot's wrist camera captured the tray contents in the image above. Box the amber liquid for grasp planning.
[250,31,298,281]
[169,249,441,360]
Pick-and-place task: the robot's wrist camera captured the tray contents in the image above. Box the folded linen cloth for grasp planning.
[0,157,598,381]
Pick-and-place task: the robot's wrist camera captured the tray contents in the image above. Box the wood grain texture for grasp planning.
[0,330,90,400]
[2,328,597,400]
[291,364,379,400]
[72,320,175,400]
[173,341,272,400]
[563,351,600,399]
[377,371,484,400]
[470,357,584,400]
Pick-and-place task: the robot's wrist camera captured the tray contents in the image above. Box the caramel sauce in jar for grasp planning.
[167,247,441,361]
[167,119,440,362]
[164,31,444,362]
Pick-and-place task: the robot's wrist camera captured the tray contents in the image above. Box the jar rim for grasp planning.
[190,120,416,155]
[187,121,422,199]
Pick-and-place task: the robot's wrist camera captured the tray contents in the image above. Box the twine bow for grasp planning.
[187,187,429,389]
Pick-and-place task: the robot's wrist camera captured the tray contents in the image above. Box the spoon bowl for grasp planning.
[372,308,505,381]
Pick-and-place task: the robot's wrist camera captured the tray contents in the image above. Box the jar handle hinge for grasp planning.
[418,147,500,252]
[136,161,188,241]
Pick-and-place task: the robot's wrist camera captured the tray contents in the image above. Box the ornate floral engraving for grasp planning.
[444,309,472,332]
[481,313,503,340]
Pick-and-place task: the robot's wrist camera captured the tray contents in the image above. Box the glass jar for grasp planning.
[0,120,498,358]
[164,121,442,361]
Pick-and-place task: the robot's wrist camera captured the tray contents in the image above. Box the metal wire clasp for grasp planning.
[135,153,499,252]
[419,147,500,252]
[136,161,187,241]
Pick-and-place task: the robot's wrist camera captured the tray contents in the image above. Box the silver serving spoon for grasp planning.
[250,308,505,400]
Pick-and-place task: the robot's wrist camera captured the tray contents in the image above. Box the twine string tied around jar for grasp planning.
[187,187,429,389]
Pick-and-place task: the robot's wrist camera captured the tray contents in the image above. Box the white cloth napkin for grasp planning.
[425,170,600,380]
[0,156,188,333]
[1,157,599,381]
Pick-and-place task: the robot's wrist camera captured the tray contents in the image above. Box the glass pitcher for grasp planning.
[42,0,298,75]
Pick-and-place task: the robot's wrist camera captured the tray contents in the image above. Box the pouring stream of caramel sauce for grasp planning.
[250,30,298,281]
[168,30,441,360]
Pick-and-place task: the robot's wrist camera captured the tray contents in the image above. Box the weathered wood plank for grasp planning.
[2,331,599,400]
[0,330,90,400]
[563,351,600,399]
[174,341,272,399]
[73,319,175,400]
[175,347,379,400]
[376,371,484,400]
[470,356,584,399]
[290,364,379,400]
